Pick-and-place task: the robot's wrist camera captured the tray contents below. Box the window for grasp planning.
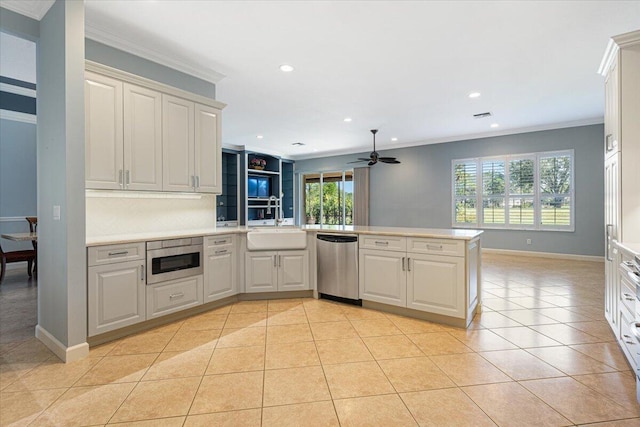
[303,171,353,225]
[452,150,574,231]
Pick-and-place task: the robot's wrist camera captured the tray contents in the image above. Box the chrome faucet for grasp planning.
[267,195,283,226]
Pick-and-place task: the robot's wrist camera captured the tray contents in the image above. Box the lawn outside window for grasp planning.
[452,150,574,231]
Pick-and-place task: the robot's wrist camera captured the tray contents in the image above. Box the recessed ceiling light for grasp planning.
[468,92,481,98]
[256,135,264,139]
[490,123,499,128]
[279,64,294,72]
[391,137,398,142]
[343,117,352,122]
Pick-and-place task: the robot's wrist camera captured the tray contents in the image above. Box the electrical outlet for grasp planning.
[526,238,532,245]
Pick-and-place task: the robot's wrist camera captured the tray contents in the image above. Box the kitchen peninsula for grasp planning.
[86,225,482,344]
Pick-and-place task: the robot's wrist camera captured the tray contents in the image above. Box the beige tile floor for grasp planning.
[1,254,639,426]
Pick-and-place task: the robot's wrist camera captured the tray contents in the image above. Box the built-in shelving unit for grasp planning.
[242,151,295,226]
[216,150,240,226]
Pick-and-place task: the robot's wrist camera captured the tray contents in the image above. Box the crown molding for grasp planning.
[85,18,225,84]
[0,0,54,20]
[0,109,36,124]
[613,29,640,48]
[599,30,640,76]
[290,117,604,161]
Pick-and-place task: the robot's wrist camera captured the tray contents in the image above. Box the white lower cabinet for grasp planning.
[245,250,309,293]
[359,249,406,307]
[204,236,237,302]
[88,260,146,337]
[407,253,464,318]
[146,275,204,319]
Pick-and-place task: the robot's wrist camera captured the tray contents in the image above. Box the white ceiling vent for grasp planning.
[473,112,493,119]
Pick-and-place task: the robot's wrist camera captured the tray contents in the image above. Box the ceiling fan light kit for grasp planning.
[349,129,401,166]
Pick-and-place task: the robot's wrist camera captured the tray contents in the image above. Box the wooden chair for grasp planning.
[0,243,35,284]
[25,217,37,276]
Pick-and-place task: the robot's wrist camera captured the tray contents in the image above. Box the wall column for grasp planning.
[36,0,87,362]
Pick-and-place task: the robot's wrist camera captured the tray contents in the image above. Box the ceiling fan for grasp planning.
[349,129,401,166]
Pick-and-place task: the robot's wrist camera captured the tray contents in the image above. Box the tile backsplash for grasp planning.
[86,191,216,238]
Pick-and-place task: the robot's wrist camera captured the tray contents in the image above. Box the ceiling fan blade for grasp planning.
[368,160,377,166]
[347,159,368,164]
[378,157,397,161]
[380,158,401,164]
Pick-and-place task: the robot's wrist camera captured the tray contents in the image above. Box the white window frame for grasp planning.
[452,149,574,232]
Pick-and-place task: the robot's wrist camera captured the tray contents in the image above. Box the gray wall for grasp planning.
[0,7,39,40]
[0,119,37,251]
[296,124,605,257]
[85,39,216,98]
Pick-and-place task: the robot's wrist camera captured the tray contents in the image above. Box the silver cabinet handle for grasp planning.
[118,169,123,188]
[375,241,389,246]
[273,255,277,267]
[427,244,443,250]
[196,176,200,188]
[140,265,144,281]
[623,293,635,301]
[623,261,635,268]
[125,170,130,187]
[605,224,613,262]
[402,257,405,271]
[215,249,227,255]
[169,292,184,300]
[407,257,411,272]
[191,175,196,189]
[214,240,227,245]
[108,251,129,256]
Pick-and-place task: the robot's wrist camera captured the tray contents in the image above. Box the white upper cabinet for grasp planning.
[85,72,124,190]
[85,64,225,194]
[85,72,163,191]
[123,84,163,191]
[163,95,222,193]
[162,95,195,192]
[195,104,222,193]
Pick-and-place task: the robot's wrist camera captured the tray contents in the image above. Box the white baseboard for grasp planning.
[35,325,89,363]
[482,248,603,262]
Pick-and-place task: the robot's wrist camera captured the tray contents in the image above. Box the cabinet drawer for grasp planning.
[407,238,464,257]
[206,234,234,249]
[359,235,406,252]
[619,267,637,315]
[619,305,638,370]
[88,242,145,266]
[146,275,203,319]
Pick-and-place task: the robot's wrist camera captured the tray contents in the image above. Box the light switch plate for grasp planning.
[53,205,61,221]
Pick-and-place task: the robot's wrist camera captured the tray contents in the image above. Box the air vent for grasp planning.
[473,112,492,119]
[291,142,305,146]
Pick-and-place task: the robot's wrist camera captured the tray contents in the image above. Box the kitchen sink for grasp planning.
[246,228,307,251]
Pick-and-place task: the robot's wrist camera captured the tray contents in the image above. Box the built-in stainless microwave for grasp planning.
[146,237,203,285]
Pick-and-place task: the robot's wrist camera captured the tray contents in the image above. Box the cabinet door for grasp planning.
[163,95,195,192]
[359,249,406,307]
[88,260,145,336]
[278,250,309,291]
[604,57,619,155]
[604,153,620,329]
[407,253,465,318]
[147,275,203,319]
[245,251,278,292]
[204,247,236,302]
[85,72,123,190]
[124,84,162,191]
[194,104,221,194]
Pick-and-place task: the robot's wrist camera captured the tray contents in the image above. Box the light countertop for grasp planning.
[87,225,483,246]
[617,241,640,256]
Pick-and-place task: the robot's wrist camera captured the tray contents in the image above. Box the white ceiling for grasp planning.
[4,1,640,159]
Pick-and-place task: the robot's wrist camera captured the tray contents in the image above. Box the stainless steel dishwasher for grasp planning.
[316,234,360,304]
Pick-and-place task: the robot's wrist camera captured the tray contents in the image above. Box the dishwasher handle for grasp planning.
[317,234,358,243]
